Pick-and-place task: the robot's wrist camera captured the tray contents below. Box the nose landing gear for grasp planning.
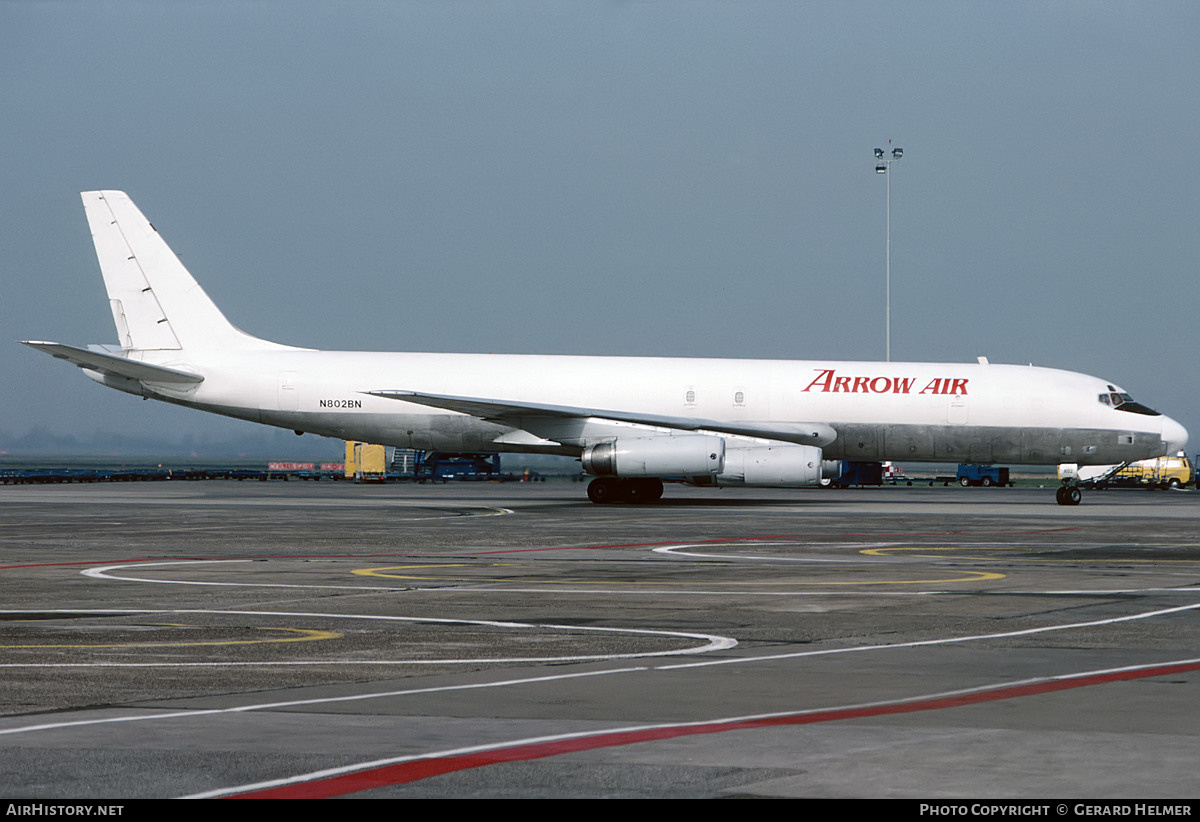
[1055,484,1082,506]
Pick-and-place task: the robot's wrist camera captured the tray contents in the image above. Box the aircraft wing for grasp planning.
[366,390,836,447]
[21,341,204,384]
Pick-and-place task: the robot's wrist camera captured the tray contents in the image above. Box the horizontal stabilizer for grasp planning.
[367,390,836,447]
[21,341,203,384]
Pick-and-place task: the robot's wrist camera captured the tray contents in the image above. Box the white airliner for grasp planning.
[22,191,1188,506]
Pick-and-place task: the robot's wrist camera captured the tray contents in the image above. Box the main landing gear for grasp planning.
[1055,484,1082,506]
[586,477,664,504]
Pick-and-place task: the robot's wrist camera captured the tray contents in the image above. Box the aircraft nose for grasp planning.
[1161,416,1189,454]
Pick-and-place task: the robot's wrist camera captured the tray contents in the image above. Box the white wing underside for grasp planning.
[367,389,837,448]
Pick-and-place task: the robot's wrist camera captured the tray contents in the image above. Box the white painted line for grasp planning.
[0,608,737,668]
[660,600,1200,669]
[184,653,1200,799]
[0,667,647,738]
[82,560,419,591]
[653,542,889,562]
[5,599,1195,739]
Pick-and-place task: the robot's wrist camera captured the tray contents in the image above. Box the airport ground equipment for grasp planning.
[390,449,504,482]
[1,464,315,483]
[861,462,1013,487]
[416,452,503,482]
[955,464,1012,487]
[345,441,388,482]
[1070,453,1193,490]
[824,460,884,488]
[391,448,420,478]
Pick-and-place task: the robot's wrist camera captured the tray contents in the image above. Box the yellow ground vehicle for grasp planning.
[1064,453,1194,490]
[345,441,387,482]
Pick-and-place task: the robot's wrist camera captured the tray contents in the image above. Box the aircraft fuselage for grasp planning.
[91,348,1178,467]
[26,191,1188,505]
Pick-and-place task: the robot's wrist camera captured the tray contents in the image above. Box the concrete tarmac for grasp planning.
[1,481,1198,798]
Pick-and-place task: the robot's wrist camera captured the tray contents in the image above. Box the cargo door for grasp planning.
[947,394,968,425]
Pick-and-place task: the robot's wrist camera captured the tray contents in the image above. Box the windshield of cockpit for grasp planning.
[1098,385,1160,416]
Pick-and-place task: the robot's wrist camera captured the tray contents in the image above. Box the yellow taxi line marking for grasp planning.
[351,564,1004,586]
[1,625,340,649]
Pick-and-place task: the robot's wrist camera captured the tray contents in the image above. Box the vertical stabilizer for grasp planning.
[82,191,287,351]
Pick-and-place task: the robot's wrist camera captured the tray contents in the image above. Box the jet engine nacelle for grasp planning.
[715,444,824,487]
[582,435,725,478]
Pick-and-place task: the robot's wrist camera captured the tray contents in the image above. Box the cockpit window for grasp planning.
[1098,391,1160,416]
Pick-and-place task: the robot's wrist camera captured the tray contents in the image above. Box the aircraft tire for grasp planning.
[1055,486,1082,506]
[626,478,664,504]
[587,477,625,504]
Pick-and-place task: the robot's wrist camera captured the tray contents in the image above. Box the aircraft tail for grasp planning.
[81,191,289,352]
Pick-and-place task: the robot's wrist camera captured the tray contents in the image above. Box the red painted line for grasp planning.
[229,657,1199,799]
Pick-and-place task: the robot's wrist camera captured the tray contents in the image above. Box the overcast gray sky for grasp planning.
[4,1,1198,453]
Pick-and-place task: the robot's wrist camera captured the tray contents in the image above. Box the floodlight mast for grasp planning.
[874,144,903,361]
